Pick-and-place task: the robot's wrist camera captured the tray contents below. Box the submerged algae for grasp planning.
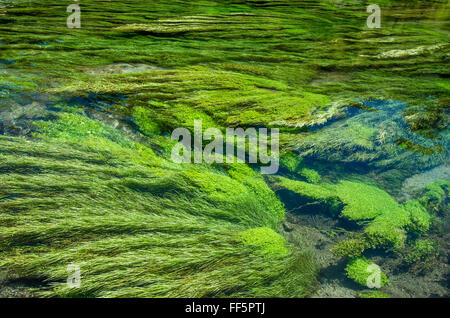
[272,175,439,253]
[293,100,448,175]
[239,227,289,258]
[345,257,389,288]
[0,112,316,297]
[0,0,448,298]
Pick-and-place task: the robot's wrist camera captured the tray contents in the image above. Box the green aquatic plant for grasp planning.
[331,238,369,258]
[299,168,322,184]
[345,257,389,288]
[51,65,330,131]
[271,176,342,216]
[239,227,289,258]
[280,153,303,174]
[332,180,403,221]
[404,239,439,265]
[272,176,437,251]
[0,113,318,297]
[364,211,410,249]
[0,0,448,298]
[132,106,161,135]
[357,290,391,298]
[34,111,163,167]
[404,199,432,235]
[418,180,449,213]
[292,100,448,175]
[279,153,322,184]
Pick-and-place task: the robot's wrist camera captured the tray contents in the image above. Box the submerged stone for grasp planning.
[86,63,166,75]
[377,44,447,59]
[401,164,450,199]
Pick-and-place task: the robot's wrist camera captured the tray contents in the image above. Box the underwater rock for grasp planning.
[377,44,446,59]
[0,101,49,136]
[113,14,283,37]
[401,164,450,200]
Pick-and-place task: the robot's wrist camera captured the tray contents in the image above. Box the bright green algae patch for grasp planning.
[345,257,389,288]
[333,180,403,221]
[239,227,289,258]
[404,239,439,265]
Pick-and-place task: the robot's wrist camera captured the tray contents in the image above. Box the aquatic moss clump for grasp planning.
[418,180,449,213]
[364,212,410,249]
[404,239,439,265]
[338,183,410,249]
[280,153,303,174]
[274,177,406,222]
[271,176,342,216]
[279,153,321,184]
[345,258,389,288]
[331,238,369,258]
[132,106,160,135]
[239,227,289,258]
[404,199,432,235]
[332,180,403,221]
[299,168,321,184]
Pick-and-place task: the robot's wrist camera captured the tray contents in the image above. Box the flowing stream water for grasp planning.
[0,0,448,298]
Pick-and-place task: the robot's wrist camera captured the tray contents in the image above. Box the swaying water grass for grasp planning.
[0,112,317,297]
[0,0,448,298]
